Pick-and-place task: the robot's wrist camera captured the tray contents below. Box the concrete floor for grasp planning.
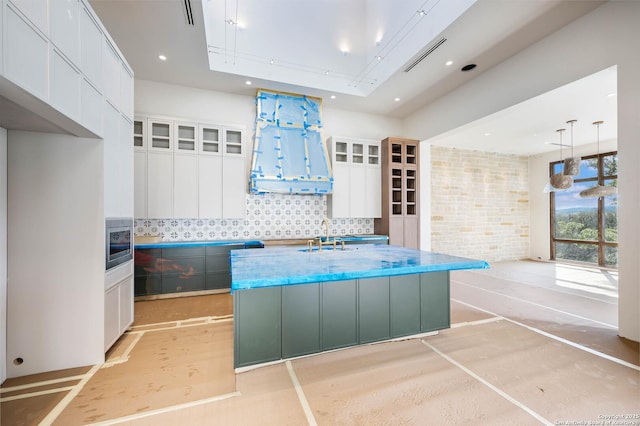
[1,260,638,425]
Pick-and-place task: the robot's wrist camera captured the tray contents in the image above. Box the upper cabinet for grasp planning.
[133,116,247,220]
[327,137,381,219]
[1,0,134,137]
[374,137,420,249]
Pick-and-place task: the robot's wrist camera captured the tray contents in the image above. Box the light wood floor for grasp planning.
[1,260,638,425]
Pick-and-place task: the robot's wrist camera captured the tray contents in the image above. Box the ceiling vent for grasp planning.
[183,0,195,25]
[403,38,447,73]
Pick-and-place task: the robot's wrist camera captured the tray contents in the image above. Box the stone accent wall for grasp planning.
[430,146,529,262]
[135,193,374,241]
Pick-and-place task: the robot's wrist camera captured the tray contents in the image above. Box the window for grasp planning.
[550,151,617,267]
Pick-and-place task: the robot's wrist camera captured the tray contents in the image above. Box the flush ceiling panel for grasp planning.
[202,0,476,96]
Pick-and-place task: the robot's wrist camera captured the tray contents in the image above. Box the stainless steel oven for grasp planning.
[106,218,133,270]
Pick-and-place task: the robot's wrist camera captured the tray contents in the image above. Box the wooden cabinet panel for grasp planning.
[282,283,321,358]
[375,137,420,248]
[421,272,450,332]
[358,277,390,343]
[322,279,357,350]
[390,274,421,337]
[234,287,282,368]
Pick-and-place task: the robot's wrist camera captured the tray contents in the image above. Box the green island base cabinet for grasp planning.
[233,272,450,368]
[230,244,488,369]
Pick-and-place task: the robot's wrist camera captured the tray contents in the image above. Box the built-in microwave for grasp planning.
[106,218,133,270]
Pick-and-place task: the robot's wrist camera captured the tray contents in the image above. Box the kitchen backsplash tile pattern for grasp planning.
[135,193,374,241]
[430,146,529,262]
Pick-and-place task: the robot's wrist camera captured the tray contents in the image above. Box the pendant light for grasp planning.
[550,128,573,190]
[563,119,580,176]
[579,120,617,198]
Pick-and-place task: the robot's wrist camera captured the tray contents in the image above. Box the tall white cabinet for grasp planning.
[3,0,135,376]
[134,116,246,219]
[327,137,381,219]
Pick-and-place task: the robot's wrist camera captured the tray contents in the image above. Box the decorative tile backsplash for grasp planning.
[135,193,374,241]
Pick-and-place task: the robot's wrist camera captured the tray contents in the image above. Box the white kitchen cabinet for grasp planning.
[80,77,103,136]
[175,122,198,153]
[327,137,381,219]
[133,117,148,216]
[50,0,80,66]
[120,65,134,120]
[103,39,120,109]
[224,127,243,156]
[119,115,134,217]
[223,156,246,218]
[104,102,120,217]
[8,0,48,35]
[148,119,173,151]
[4,4,48,100]
[173,154,198,218]
[134,150,147,218]
[50,47,81,121]
[198,155,223,218]
[104,262,134,352]
[79,4,102,91]
[147,151,173,218]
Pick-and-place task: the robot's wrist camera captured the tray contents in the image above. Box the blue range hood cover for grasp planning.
[250,90,333,194]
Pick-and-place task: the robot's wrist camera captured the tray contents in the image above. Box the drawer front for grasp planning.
[160,257,205,277]
[135,275,162,296]
[162,275,205,293]
[206,254,230,273]
[162,246,205,258]
[205,272,231,290]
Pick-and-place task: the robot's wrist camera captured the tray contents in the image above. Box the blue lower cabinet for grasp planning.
[322,280,358,351]
[282,283,320,358]
[390,274,421,337]
[421,271,450,332]
[234,286,282,368]
[358,277,390,343]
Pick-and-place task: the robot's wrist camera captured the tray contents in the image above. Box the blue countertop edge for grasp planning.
[134,235,388,249]
[135,240,264,249]
[230,244,489,292]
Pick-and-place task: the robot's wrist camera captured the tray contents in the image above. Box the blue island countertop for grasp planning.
[230,244,489,291]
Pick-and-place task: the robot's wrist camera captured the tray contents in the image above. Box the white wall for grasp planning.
[0,127,6,384]
[529,139,617,261]
[405,2,640,341]
[7,131,105,377]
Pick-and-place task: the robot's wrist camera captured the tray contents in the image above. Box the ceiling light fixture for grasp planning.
[245,80,252,85]
[158,55,167,61]
[550,128,573,190]
[269,59,274,64]
[330,95,336,99]
[445,60,453,66]
[579,121,617,198]
[394,97,400,102]
[375,55,383,60]
[225,19,236,25]
[563,119,580,176]
[417,10,426,16]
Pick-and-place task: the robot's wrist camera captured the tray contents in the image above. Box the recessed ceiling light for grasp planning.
[417,10,426,16]
[325,71,330,76]
[607,93,617,97]
[158,55,167,61]
[245,80,252,85]
[445,60,453,66]
[394,97,400,102]
[461,64,477,72]
[330,95,336,99]
[269,59,275,65]
[484,132,491,137]
[375,55,383,60]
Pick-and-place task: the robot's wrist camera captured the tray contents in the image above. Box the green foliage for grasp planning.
[555,208,618,266]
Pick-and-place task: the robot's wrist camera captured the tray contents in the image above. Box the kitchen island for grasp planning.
[230,244,488,369]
